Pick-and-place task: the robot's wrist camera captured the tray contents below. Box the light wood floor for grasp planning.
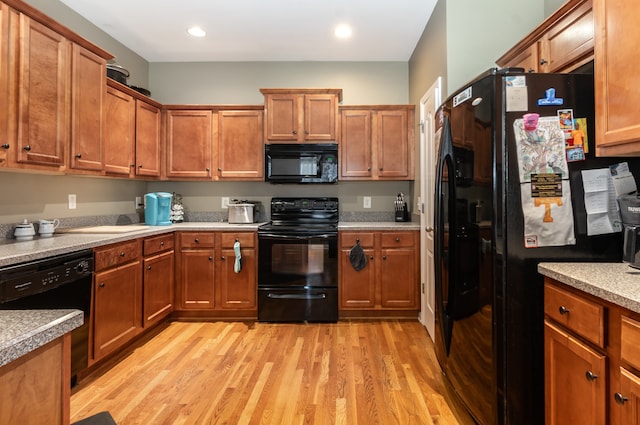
[71,320,475,425]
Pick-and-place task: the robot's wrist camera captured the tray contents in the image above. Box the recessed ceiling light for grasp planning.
[187,26,206,37]
[334,24,353,39]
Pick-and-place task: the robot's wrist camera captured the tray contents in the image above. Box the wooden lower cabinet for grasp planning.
[215,232,256,311]
[92,240,142,362]
[544,320,606,424]
[176,232,215,310]
[142,233,174,327]
[0,335,70,425]
[544,277,640,425]
[339,230,418,315]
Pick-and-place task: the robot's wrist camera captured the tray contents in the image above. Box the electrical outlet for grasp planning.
[68,194,77,209]
[363,196,371,209]
[135,196,142,209]
[221,197,230,209]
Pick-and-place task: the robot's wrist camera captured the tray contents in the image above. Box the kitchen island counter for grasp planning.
[538,262,640,314]
[0,309,83,367]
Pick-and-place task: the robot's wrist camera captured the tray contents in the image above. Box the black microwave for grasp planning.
[265,143,338,184]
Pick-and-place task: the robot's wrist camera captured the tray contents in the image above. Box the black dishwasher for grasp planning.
[0,250,94,386]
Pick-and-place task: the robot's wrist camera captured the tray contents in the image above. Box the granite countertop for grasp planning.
[0,309,83,367]
[538,262,640,314]
[0,221,419,267]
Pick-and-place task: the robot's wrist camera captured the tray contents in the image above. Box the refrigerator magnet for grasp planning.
[537,88,564,106]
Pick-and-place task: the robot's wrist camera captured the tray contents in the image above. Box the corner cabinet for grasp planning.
[261,88,341,143]
[496,0,593,73]
[339,230,419,317]
[544,277,640,425]
[340,105,415,180]
[593,0,640,156]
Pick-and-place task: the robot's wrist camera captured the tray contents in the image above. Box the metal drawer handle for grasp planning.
[615,393,628,404]
[585,371,598,381]
[559,306,570,315]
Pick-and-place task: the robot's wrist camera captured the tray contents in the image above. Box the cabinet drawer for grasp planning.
[143,233,174,256]
[621,315,640,371]
[179,232,215,249]
[380,232,415,248]
[94,240,141,271]
[544,282,605,348]
[220,232,255,248]
[340,232,374,248]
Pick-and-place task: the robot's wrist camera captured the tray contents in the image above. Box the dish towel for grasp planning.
[233,240,242,273]
[349,241,367,271]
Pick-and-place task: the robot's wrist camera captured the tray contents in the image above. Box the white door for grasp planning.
[419,77,441,341]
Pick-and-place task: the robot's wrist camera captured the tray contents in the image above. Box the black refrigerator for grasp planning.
[434,68,636,425]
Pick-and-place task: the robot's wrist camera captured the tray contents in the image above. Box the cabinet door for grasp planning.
[69,43,104,172]
[375,110,412,179]
[264,94,298,141]
[544,321,606,425]
[594,0,640,155]
[618,368,640,425]
[217,110,264,180]
[15,15,69,169]
[93,261,142,360]
[135,100,161,177]
[179,250,214,309]
[143,250,174,327]
[543,0,593,73]
[379,247,418,308]
[0,2,11,167]
[215,247,256,309]
[304,94,337,141]
[103,86,135,176]
[339,247,375,309]
[340,110,372,179]
[506,42,540,73]
[165,109,212,179]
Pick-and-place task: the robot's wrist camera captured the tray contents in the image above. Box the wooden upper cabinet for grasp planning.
[14,14,70,170]
[216,108,264,180]
[165,109,212,179]
[0,2,10,168]
[340,106,414,181]
[261,89,341,143]
[69,43,105,173]
[594,0,640,156]
[103,84,135,176]
[497,0,593,74]
[135,99,161,177]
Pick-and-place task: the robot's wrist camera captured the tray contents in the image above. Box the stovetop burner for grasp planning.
[259,197,339,233]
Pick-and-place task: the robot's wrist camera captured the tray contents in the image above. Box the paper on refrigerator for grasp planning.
[581,167,624,235]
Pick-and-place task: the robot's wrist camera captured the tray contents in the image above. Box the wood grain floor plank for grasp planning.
[71,321,475,425]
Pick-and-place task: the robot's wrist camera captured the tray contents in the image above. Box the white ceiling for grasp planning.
[58,0,437,62]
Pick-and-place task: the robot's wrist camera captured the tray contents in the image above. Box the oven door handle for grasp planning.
[267,292,327,300]
[258,233,336,240]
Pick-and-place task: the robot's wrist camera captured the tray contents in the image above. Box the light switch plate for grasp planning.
[221,197,230,209]
[363,196,371,209]
[68,194,77,209]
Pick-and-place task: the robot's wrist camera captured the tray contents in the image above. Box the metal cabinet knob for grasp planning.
[195,238,199,243]
[23,145,31,151]
[369,255,374,260]
[160,241,164,246]
[540,59,548,65]
[382,255,387,260]
[292,130,297,135]
[367,167,371,171]
[614,393,629,404]
[395,237,400,242]
[221,256,225,260]
[1,143,9,149]
[120,252,126,257]
[208,256,213,261]
[379,167,383,171]
[75,153,82,158]
[559,306,570,315]
[99,282,105,288]
[147,265,152,270]
[426,226,434,232]
[585,371,598,381]
[138,164,143,168]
